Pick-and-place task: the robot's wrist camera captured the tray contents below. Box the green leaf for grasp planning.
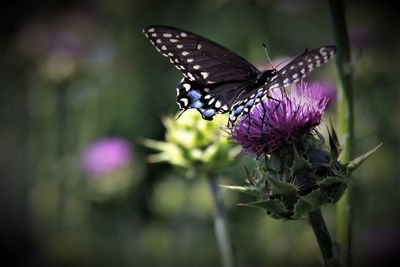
[239,199,288,215]
[266,174,297,195]
[346,143,382,174]
[318,176,344,187]
[219,185,260,197]
[291,149,312,176]
[295,190,329,216]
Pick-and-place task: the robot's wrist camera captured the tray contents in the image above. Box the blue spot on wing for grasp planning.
[244,98,255,108]
[187,89,202,102]
[200,108,216,120]
[192,100,204,109]
[234,105,244,114]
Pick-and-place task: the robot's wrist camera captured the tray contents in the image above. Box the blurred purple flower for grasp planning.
[231,82,328,156]
[82,137,133,177]
[360,228,400,266]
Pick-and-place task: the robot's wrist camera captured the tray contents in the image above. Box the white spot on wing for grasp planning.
[180,98,188,107]
[151,33,157,37]
[197,44,202,50]
[148,28,155,33]
[182,51,189,56]
[161,45,167,51]
[187,73,195,81]
[201,72,209,79]
[193,65,201,70]
[177,44,183,49]
[169,39,178,43]
[187,58,194,62]
[163,33,172,38]
[183,83,191,91]
[180,32,188,37]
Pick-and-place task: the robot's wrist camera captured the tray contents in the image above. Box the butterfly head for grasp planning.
[254,69,278,87]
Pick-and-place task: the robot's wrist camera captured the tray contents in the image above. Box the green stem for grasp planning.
[328,1,354,267]
[207,175,234,267]
[308,209,340,267]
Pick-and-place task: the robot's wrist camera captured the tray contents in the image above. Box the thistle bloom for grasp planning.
[232,82,329,156]
[82,137,133,177]
[144,110,239,176]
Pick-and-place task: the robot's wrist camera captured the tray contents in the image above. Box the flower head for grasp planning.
[144,110,239,177]
[82,137,133,177]
[231,82,329,156]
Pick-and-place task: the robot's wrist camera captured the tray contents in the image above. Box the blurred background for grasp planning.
[1,0,398,266]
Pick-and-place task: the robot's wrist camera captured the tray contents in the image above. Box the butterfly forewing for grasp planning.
[143,25,259,85]
[227,46,337,125]
[267,46,337,90]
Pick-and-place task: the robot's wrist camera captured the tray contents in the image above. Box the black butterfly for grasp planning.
[143,25,336,126]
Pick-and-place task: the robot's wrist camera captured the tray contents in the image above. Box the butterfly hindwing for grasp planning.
[177,78,252,120]
[143,25,260,85]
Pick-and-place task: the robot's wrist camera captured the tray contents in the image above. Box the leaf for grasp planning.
[219,185,260,197]
[327,125,339,161]
[291,149,312,176]
[346,143,382,174]
[295,190,329,216]
[318,176,344,187]
[239,199,288,214]
[266,174,297,195]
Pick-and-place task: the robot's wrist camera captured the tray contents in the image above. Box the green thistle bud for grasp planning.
[144,110,240,176]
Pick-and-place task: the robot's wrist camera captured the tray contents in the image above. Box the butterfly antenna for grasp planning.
[262,43,274,69]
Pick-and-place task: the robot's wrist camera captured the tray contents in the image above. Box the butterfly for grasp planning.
[143,25,336,126]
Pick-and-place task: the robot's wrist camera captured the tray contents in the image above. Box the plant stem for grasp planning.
[328,1,354,266]
[207,175,234,267]
[309,209,340,267]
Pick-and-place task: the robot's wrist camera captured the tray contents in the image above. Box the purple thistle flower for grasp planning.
[82,137,133,177]
[231,82,329,156]
[315,79,337,105]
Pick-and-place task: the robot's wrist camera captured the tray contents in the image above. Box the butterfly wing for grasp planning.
[268,45,337,90]
[228,45,337,125]
[143,25,259,85]
[143,25,262,120]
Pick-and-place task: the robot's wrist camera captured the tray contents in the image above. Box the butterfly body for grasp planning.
[143,25,336,125]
